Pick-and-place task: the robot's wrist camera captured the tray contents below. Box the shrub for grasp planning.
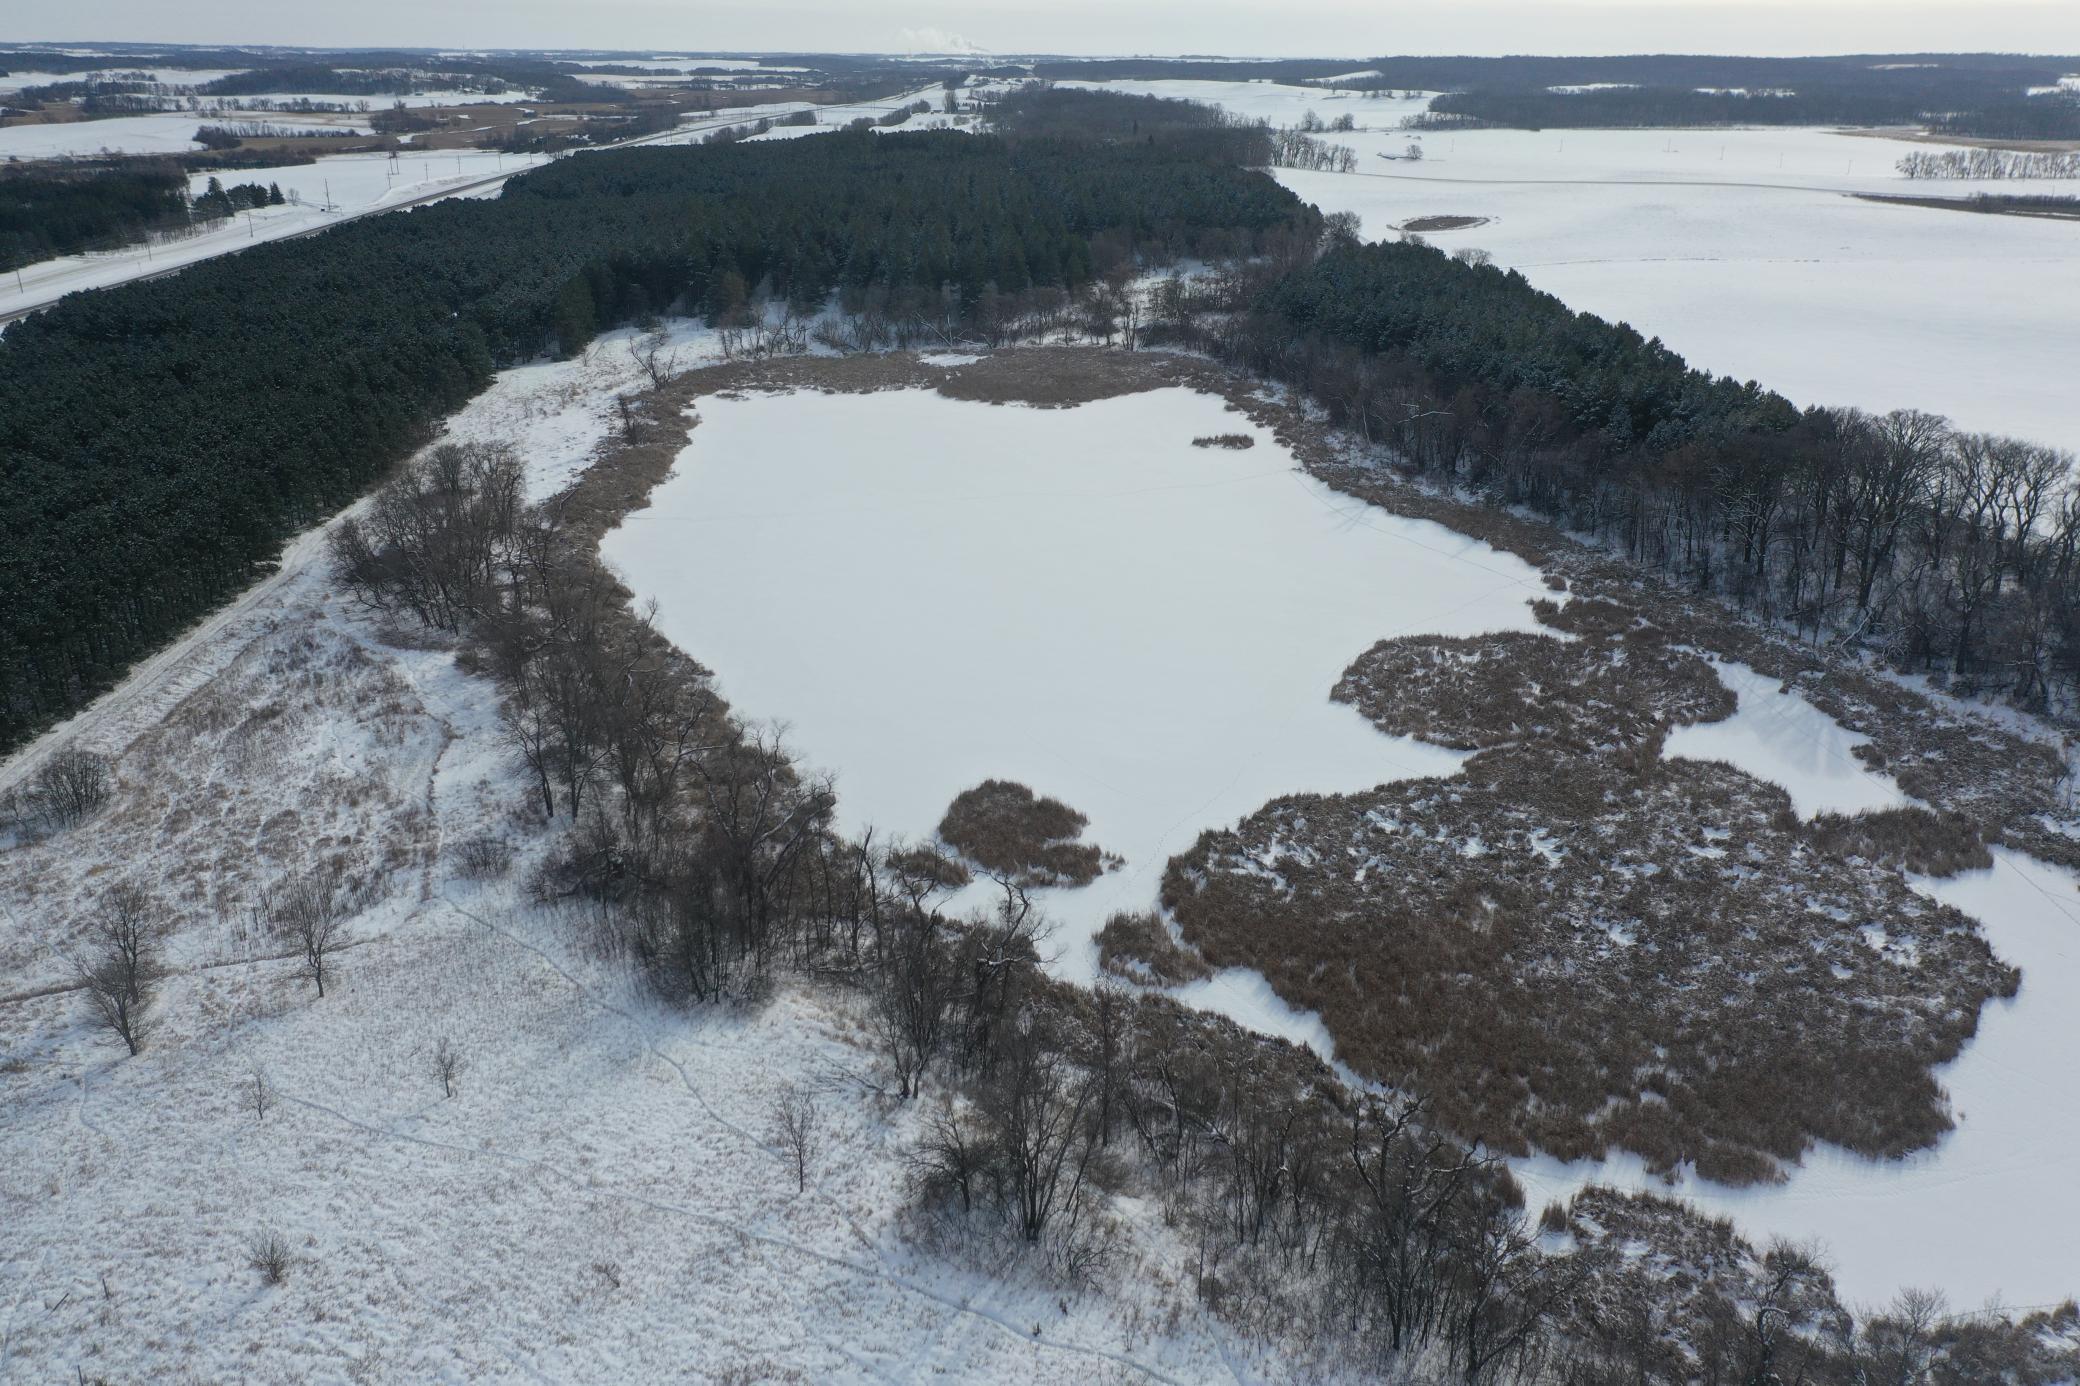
[455,835,514,880]
[28,747,112,829]
[1191,433,1255,449]
[245,1229,292,1285]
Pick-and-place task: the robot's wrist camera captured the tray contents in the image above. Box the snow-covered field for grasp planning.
[1058,77,1432,132]
[1066,80,2080,453]
[602,378,2080,1312]
[1275,145,2080,451]
[0,67,252,95]
[1,150,556,325]
[0,334,1288,1385]
[0,112,370,160]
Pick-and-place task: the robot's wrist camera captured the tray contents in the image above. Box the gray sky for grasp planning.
[13,0,2080,58]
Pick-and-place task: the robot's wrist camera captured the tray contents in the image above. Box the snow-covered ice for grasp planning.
[601,385,1547,999]
[1664,657,1909,818]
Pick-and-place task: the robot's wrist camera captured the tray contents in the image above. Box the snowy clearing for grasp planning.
[600,385,1550,991]
[1664,656,1910,818]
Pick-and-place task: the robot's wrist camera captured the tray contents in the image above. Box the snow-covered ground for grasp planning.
[0,111,372,160]
[0,67,252,95]
[1063,80,2080,453]
[1275,151,2080,451]
[0,333,1293,1384]
[600,386,1550,993]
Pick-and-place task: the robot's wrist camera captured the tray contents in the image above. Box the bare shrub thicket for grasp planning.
[330,441,524,633]
[245,1230,292,1286]
[936,779,1115,887]
[27,747,112,830]
[73,882,162,1056]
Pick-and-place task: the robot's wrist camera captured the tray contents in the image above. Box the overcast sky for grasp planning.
[13,1,2080,59]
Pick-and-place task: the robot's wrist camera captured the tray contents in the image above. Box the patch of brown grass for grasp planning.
[1808,805,1994,878]
[1161,745,2016,1183]
[1096,910,1212,986]
[1333,631,1732,753]
[938,779,1116,888]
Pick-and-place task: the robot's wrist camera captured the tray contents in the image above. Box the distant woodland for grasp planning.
[1032,53,2080,139]
[0,124,1309,750]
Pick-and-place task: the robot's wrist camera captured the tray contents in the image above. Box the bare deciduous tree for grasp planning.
[270,869,355,999]
[433,1036,462,1098]
[769,1083,822,1192]
[246,1065,274,1120]
[627,325,679,388]
[872,910,954,1100]
[74,882,161,1056]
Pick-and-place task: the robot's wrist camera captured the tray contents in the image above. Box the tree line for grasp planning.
[1337,53,2080,140]
[1174,228,2078,707]
[0,165,193,271]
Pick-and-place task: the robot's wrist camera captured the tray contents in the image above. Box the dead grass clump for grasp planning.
[1807,805,1994,878]
[1095,910,1212,986]
[1333,631,1733,753]
[1192,434,1255,450]
[1161,746,2015,1182]
[938,779,1116,888]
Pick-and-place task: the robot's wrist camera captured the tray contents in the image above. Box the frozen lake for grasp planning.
[603,386,1549,985]
[605,380,2080,1310]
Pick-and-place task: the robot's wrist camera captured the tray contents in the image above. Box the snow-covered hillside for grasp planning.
[0,335,1307,1384]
